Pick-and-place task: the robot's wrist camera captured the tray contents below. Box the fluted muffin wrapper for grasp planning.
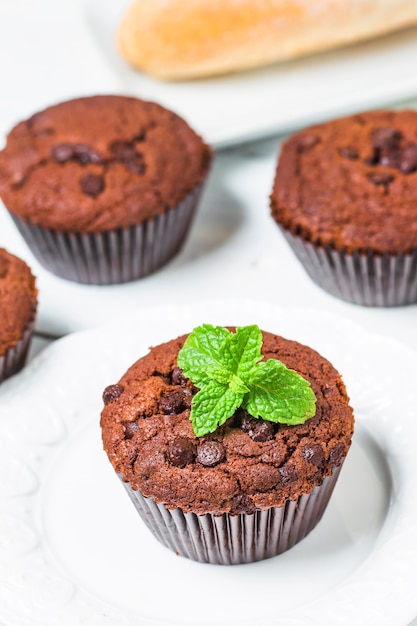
[120,463,342,565]
[280,228,417,307]
[0,307,36,382]
[8,183,204,285]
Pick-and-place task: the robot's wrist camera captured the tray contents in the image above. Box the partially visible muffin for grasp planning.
[0,95,212,284]
[0,248,37,382]
[101,327,354,565]
[271,109,417,306]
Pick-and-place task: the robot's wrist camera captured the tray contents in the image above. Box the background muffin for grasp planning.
[0,95,212,285]
[0,248,37,382]
[101,325,354,565]
[271,109,417,306]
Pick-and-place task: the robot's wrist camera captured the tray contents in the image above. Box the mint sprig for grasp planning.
[177,324,316,437]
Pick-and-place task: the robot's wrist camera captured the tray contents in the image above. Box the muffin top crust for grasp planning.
[271,109,417,254]
[101,330,354,515]
[0,95,211,233]
[0,248,37,355]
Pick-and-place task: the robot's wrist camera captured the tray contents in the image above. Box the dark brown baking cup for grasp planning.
[120,464,342,565]
[280,228,417,307]
[0,310,36,382]
[9,184,203,285]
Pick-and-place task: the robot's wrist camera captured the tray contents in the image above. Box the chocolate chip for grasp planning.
[166,437,196,467]
[238,411,275,442]
[160,389,186,415]
[125,155,146,175]
[73,143,102,164]
[230,495,256,515]
[102,384,124,404]
[301,443,324,466]
[51,143,74,163]
[182,387,193,409]
[371,127,403,150]
[171,367,187,386]
[364,153,379,166]
[51,143,102,165]
[110,140,137,161]
[238,410,257,432]
[80,173,105,196]
[109,140,146,174]
[339,146,359,160]
[197,441,225,467]
[297,133,320,151]
[367,172,394,185]
[399,144,417,174]
[379,151,400,168]
[123,421,138,439]
[329,442,345,465]
[251,421,275,442]
[279,463,298,485]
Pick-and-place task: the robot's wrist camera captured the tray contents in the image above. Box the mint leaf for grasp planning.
[177,324,317,436]
[243,360,316,425]
[221,325,263,380]
[205,365,234,385]
[190,380,244,437]
[177,324,231,386]
[229,374,250,395]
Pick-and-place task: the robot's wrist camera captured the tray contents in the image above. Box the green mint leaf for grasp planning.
[205,365,233,385]
[229,374,250,395]
[190,380,244,437]
[243,360,316,425]
[205,366,249,394]
[177,324,231,386]
[220,325,263,381]
[177,323,317,436]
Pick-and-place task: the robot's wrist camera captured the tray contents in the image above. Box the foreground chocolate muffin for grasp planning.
[0,248,37,381]
[101,325,354,564]
[0,95,212,284]
[271,109,417,306]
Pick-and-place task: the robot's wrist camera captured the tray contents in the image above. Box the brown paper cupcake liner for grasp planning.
[281,228,417,306]
[0,307,37,382]
[9,184,203,285]
[120,464,342,565]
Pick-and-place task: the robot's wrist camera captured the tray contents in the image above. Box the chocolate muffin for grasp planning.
[0,248,37,381]
[271,109,417,306]
[0,95,212,284]
[100,328,354,565]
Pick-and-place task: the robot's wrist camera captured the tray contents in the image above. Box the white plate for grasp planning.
[0,300,417,626]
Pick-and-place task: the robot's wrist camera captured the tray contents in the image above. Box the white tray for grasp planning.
[84,0,417,147]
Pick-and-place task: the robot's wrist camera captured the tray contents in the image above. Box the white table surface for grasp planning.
[2,0,417,623]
